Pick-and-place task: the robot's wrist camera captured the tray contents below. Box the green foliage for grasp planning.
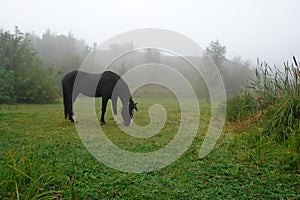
[0,69,16,103]
[233,126,299,171]
[250,59,300,140]
[15,58,59,103]
[28,29,91,92]
[0,27,59,103]
[227,57,300,140]
[226,93,258,122]
[226,58,299,172]
[264,97,300,141]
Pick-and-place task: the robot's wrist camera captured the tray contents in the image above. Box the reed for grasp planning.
[227,56,300,141]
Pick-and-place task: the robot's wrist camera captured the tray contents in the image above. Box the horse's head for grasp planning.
[121,98,138,126]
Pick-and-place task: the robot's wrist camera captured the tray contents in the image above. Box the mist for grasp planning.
[0,0,298,99]
[0,0,299,65]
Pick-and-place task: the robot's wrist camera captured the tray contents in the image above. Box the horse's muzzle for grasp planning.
[124,120,132,126]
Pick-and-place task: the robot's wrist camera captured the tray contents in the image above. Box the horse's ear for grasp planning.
[134,103,138,111]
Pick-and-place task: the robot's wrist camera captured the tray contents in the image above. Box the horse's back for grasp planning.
[100,71,120,84]
[97,71,121,97]
[62,70,79,94]
[62,70,78,82]
[63,70,121,98]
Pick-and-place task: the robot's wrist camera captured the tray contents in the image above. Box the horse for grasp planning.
[62,70,137,126]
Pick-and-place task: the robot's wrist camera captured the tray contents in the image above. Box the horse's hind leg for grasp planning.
[62,82,69,119]
[69,92,79,123]
[67,97,75,122]
[100,96,109,125]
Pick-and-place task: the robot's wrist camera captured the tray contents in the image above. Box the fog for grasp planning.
[1,0,300,65]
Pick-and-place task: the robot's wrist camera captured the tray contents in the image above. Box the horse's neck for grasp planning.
[117,80,131,106]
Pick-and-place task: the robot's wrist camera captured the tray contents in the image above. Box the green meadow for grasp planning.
[0,97,299,199]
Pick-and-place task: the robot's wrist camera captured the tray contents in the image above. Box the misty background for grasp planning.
[1,0,299,64]
[0,0,299,103]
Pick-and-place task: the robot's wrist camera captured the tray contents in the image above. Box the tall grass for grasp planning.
[228,56,300,141]
[249,57,300,140]
[227,57,300,171]
[0,144,79,199]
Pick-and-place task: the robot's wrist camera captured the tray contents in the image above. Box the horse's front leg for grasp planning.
[112,95,120,124]
[70,92,79,123]
[100,96,109,125]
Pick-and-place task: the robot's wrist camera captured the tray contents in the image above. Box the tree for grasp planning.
[222,57,254,96]
[205,39,226,69]
[0,27,58,103]
[30,29,90,72]
[0,69,16,103]
[143,48,161,63]
[203,40,254,96]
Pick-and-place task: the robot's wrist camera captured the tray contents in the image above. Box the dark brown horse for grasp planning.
[62,70,137,126]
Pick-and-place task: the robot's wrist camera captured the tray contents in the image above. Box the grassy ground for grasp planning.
[0,98,299,199]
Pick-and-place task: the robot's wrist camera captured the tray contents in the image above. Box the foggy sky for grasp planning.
[1,0,299,65]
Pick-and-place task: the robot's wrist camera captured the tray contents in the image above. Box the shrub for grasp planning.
[226,93,258,122]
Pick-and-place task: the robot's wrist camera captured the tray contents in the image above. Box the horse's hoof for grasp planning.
[70,119,78,123]
[101,122,106,125]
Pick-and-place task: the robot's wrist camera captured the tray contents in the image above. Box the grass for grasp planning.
[225,58,299,181]
[0,98,299,199]
[249,58,300,140]
[227,58,300,141]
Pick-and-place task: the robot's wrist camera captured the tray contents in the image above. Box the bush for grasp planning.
[226,93,258,122]
[16,59,59,103]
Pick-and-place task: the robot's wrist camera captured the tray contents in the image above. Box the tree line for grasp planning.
[0,27,253,104]
[0,27,57,103]
[0,27,91,103]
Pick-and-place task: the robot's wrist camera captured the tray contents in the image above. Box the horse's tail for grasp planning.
[62,80,68,119]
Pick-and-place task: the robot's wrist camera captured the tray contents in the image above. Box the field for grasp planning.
[0,98,299,199]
